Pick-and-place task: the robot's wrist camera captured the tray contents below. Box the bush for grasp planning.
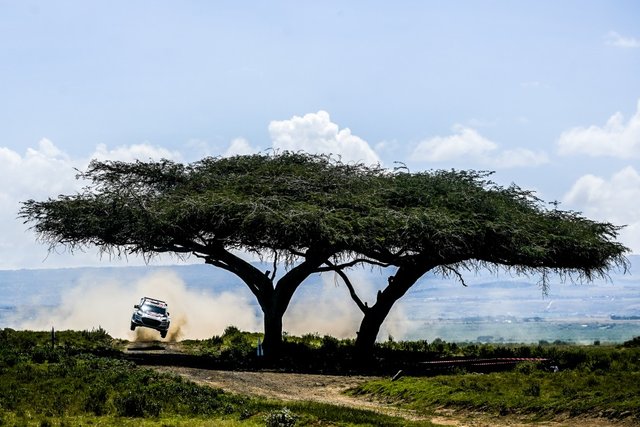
[523,382,541,397]
[113,392,161,418]
[265,407,297,427]
[623,336,640,348]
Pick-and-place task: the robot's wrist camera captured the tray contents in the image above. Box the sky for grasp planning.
[1,1,639,270]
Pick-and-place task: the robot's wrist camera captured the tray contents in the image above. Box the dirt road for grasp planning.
[148,366,633,427]
[150,366,425,421]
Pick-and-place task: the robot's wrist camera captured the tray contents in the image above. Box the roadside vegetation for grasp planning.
[0,328,430,426]
[1,327,639,425]
[352,346,640,421]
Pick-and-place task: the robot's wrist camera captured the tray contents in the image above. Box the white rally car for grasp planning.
[130,297,171,338]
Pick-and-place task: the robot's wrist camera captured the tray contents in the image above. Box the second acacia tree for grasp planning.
[328,170,628,355]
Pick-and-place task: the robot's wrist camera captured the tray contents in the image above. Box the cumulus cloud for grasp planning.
[0,140,80,269]
[605,31,640,48]
[0,139,187,269]
[91,142,182,162]
[224,137,260,157]
[268,111,381,165]
[563,166,640,253]
[412,125,548,168]
[413,125,497,161]
[557,101,640,159]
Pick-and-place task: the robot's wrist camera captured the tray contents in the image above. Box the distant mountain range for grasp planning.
[2,255,638,317]
[1,255,638,343]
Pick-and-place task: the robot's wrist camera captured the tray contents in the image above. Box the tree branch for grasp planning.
[316,257,390,272]
[441,264,468,287]
[324,261,368,314]
[196,241,272,300]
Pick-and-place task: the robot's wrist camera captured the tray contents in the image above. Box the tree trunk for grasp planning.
[261,307,283,360]
[259,250,328,360]
[354,306,388,360]
[354,262,434,360]
[204,247,329,361]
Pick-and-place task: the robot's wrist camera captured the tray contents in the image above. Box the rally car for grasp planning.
[130,297,171,338]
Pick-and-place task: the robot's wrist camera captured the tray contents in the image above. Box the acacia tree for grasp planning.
[19,152,389,357]
[20,153,627,359]
[327,170,628,355]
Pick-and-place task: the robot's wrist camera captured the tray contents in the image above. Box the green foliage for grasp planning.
[181,326,264,367]
[623,335,640,347]
[351,344,640,421]
[1,329,430,426]
[0,327,120,370]
[19,152,629,359]
[264,407,296,427]
[20,152,627,279]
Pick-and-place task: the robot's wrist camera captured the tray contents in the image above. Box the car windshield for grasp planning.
[141,304,166,315]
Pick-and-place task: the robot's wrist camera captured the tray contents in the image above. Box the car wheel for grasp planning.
[130,323,136,331]
[160,331,167,338]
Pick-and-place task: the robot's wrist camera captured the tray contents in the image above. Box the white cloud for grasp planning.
[413,125,497,162]
[605,31,640,48]
[563,166,640,253]
[493,148,549,168]
[91,143,182,163]
[224,137,260,157]
[268,111,381,165]
[0,139,188,269]
[0,139,77,201]
[412,125,548,168]
[557,100,640,158]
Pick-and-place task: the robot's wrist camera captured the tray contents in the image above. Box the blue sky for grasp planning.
[1,1,639,269]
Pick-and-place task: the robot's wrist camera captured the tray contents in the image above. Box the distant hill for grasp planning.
[1,255,638,320]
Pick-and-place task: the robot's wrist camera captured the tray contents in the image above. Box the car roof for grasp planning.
[141,297,168,307]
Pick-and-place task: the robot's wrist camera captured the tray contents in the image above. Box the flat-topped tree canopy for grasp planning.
[370,169,627,279]
[21,153,626,277]
[21,152,396,357]
[320,168,628,356]
[20,152,627,357]
[20,152,388,259]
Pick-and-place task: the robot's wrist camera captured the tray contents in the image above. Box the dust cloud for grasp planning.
[17,270,262,341]
[283,271,410,340]
[14,268,414,342]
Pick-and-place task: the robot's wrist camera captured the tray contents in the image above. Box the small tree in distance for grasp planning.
[20,152,628,359]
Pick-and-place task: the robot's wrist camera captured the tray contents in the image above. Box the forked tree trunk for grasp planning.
[206,248,328,361]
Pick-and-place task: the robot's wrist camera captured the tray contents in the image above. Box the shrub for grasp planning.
[113,391,161,418]
[265,407,297,427]
[623,336,640,348]
[523,382,541,397]
[83,383,109,415]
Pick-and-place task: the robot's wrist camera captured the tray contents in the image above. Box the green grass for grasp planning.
[0,328,432,426]
[350,345,640,421]
[3,328,640,425]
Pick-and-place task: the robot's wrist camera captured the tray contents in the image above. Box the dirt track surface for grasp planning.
[148,366,634,427]
[150,366,424,421]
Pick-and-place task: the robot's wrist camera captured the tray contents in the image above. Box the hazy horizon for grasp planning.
[2,256,638,344]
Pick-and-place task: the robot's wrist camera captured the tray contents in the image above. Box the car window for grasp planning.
[142,304,166,315]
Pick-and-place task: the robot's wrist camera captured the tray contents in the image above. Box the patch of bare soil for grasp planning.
[150,366,425,421]
[148,366,635,427]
